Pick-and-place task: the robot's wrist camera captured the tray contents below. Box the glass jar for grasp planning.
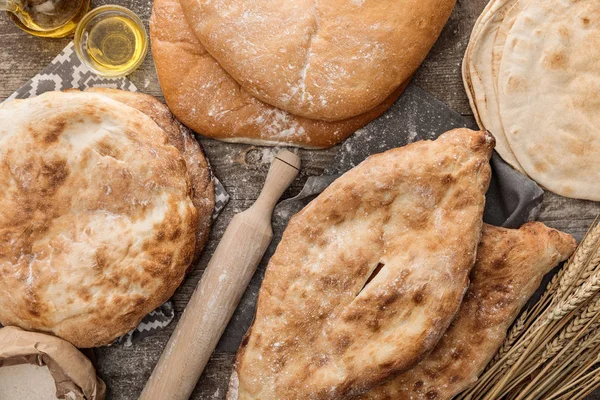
[0,0,91,38]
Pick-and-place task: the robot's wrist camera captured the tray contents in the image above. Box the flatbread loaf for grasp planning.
[0,91,199,347]
[228,128,494,399]
[150,0,406,148]
[363,223,576,400]
[180,0,455,121]
[83,88,215,263]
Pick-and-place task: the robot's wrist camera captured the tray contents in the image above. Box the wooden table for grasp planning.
[1,1,599,399]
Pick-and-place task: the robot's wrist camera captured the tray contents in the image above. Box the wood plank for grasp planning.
[1,0,599,398]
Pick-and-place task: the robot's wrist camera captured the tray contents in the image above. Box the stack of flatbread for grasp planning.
[0,89,214,348]
[227,128,577,399]
[150,0,456,148]
[463,0,600,201]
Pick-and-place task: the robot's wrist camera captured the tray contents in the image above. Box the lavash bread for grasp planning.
[464,0,600,201]
[462,0,524,172]
[228,128,494,399]
[150,0,407,148]
[0,91,202,348]
[83,88,215,263]
[496,0,600,200]
[179,0,456,121]
[363,223,576,400]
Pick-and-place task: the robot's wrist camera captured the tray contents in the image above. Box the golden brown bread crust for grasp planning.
[180,0,456,121]
[83,88,215,264]
[228,128,494,399]
[362,223,576,400]
[0,91,198,348]
[150,0,407,148]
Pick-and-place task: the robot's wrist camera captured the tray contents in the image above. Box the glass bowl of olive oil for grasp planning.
[74,5,148,77]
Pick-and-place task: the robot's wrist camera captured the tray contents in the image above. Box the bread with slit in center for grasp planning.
[150,0,407,148]
[180,0,456,121]
[362,222,576,400]
[227,128,495,399]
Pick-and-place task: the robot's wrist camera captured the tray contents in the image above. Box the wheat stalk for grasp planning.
[574,249,600,286]
[548,350,600,400]
[488,310,528,367]
[553,221,600,300]
[541,294,600,362]
[547,264,600,321]
[573,374,600,400]
[515,315,600,400]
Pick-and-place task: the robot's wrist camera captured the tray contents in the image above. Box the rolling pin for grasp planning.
[139,150,301,400]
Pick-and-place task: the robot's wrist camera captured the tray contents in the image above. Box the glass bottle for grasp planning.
[0,0,90,38]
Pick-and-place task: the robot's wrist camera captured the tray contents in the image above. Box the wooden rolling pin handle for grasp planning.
[139,150,300,400]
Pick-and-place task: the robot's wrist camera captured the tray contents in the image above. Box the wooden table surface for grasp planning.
[2,0,599,399]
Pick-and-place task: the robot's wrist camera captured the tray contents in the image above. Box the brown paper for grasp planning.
[0,326,106,400]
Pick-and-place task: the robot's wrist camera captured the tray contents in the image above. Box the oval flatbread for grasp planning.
[179,0,455,121]
[363,223,576,400]
[228,128,494,399]
[150,0,406,148]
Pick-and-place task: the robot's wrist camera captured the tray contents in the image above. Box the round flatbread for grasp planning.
[0,91,199,347]
[498,0,600,200]
[463,0,524,172]
[84,88,215,263]
[178,0,455,121]
[150,0,407,148]
[462,0,499,125]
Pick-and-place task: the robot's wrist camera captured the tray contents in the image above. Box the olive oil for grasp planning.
[74,6,148,77]
[3,0,90,38]
[86,16,145,73]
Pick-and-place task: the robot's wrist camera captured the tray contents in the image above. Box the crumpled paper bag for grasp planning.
[0,326,106,399]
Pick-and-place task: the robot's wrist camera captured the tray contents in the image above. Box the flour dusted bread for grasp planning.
[0,91,200,347]
[363,223,576,400]
[83,88,215,262]
[228,128,494,399]
[150,0,406,148]
[180,0,455,121]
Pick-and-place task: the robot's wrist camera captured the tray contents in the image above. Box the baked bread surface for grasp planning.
[84,88,215,263]
[228,128,494,399]
[150,0,406,148]
[363,223,576,400]
[0,91,198,347]
[180,0,456,121]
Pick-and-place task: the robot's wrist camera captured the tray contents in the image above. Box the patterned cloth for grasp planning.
[8,42,136,100]
[5,42,230,346]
